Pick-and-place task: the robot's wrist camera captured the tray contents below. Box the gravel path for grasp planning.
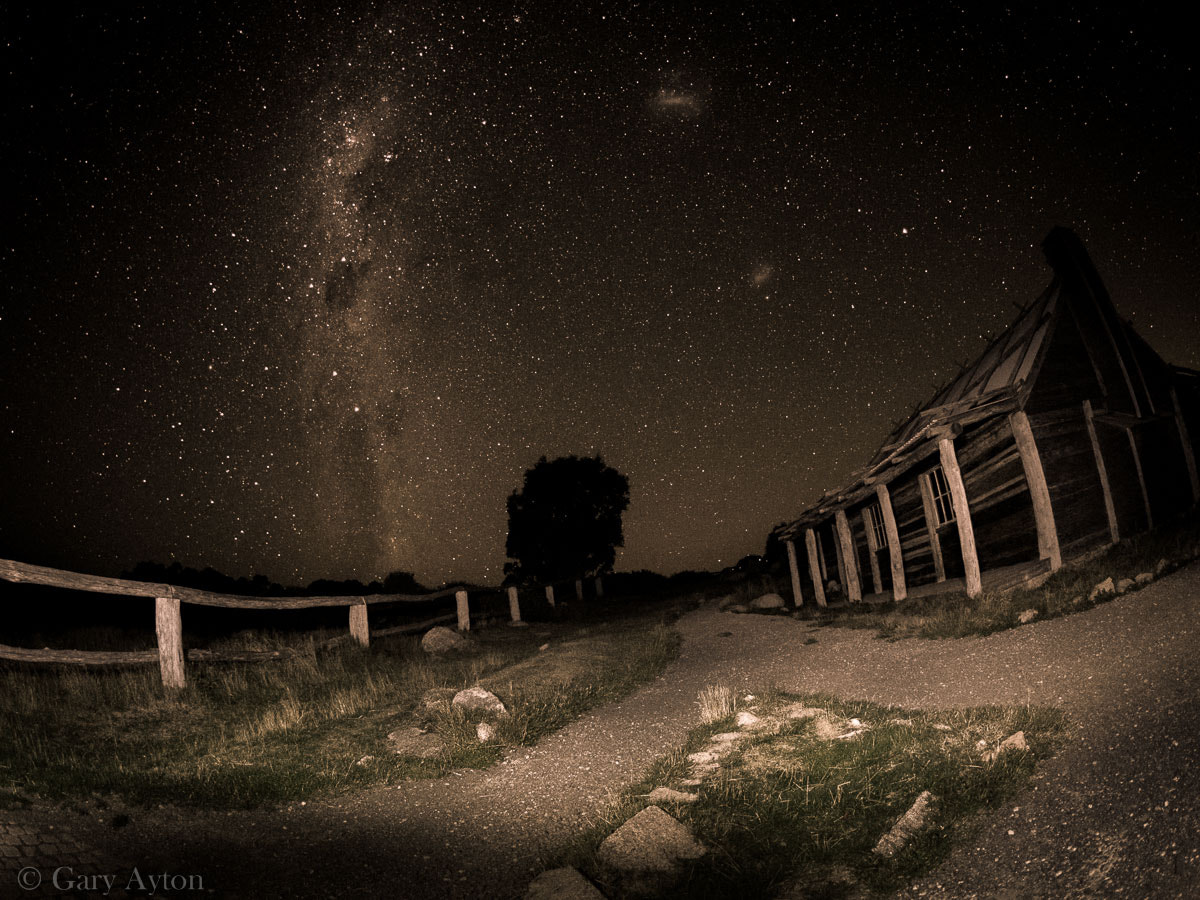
[5,565,1199,899]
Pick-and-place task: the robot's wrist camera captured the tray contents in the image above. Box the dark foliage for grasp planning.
[504,455,630,584]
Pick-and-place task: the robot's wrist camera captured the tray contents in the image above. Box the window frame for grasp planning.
[927,465,956,526]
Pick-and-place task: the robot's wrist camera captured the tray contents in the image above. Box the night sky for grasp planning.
[2,4,1197,588]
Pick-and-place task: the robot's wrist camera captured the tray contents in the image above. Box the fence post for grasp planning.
[155,597,185,690]
[545,584,555,608]
[574,578,584,602]
[456,590,470,631]
[349,601,369,647]
[594,576,604,598]
[507,586,522,623]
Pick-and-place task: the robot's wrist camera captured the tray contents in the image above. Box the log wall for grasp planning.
[891,467,937,587]
[1028,407,1110,554]
[956,417,1041,570]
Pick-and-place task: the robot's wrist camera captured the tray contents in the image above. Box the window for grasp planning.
[864,503,887,548]
[928,465,956,525]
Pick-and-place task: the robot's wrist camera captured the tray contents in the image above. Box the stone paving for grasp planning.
[1,811,128,897]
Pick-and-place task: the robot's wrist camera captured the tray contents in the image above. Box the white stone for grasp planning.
[749,592,786,610]
[1155,558,1169,575]
[1089,577,1115,602]
[1116,577,1135,594]
[597,806,706,883]
[476,722,496,742]
[1135,572,1154,585]
[452,686,509,719]
[983,730,1029,763]
[1018,608,1038,624]
[687,751,718,766]
[873,791,936,858]
[647,787,699,804]
[736,711,760,728]
[524,868,606,900]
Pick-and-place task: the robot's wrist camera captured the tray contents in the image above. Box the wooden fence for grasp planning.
[0,559,604,690]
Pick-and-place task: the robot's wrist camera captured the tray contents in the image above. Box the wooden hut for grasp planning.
[774,227,1200,605]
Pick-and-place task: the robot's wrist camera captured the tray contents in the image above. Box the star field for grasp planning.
[2,4,1197,587]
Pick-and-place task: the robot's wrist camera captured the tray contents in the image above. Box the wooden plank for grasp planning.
[455,590,470,631]
[918,471,946,582]
[786,539,804,607]
[575,579,584,602]
[1127,427,1154,529]
[0,644,159,665]
[1009,411,1062,570]
[349,602,369,647]
[1083,400,1120,543]
[832,519,847,590]
[876,484,907,601]
[1171,387,1200,504]
[859,510,882,594]
[804,528,827,607]
[938,438,982,597]
[835,510,862,602]
[0,558,458,609]
[545,584,556,608]
[155,597,185,690]
[507,586,522,622]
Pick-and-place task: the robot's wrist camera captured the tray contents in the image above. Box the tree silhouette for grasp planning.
[504,455,630,585]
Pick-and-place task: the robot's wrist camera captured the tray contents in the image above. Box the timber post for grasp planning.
[349,600,369,647]
[575,578,584,602]
[1171,387,1200,505]
[804,528,826,607]
[1083,400,1120,544]
[834,510,862,603]
[455,590,470,631]
[594,576,604,598]
[545,584,555,608]
[507,586,522,623]
[785,539,804,607]
[155,596,185,690]
[860,510,882,594]
[918,472,946,582]
[1126,428,1154,530]
[875,484,907,601]
[938,437,982,598]
[1009,411,1062,571]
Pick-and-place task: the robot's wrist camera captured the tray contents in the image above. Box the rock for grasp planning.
[726,604,750,614]
[687,751,718,766]
[931,723,952,732]
[749,592,785,610]
[783,703,826,720]
[1155,558,1169,575]
[524,868,606,900]
[1071,595,1084,606]
[889,718,914,727]
[1116,577,1135,594]
[355,755,376,767]
[1135,572,1154,585]
[421,687,456,712]
[710,732,741,744]
[452,686,509,719]
[679,778,703,787]
[538,643,550,651]
[387,727,445,759]
[476,722,496,742]
[1088,577,1115,602]
[597,806,706,894]
[811,716,843,741]
[421,626,467,656]
[873,791,936,858]
[983,730,1029,763]
[1018,608,1038,624]
[647,787,699,804]
[736,711,760,728]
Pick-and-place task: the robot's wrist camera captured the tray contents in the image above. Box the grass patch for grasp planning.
[801,513,1200,641]
[553,690,1068,898]
[0,614,680,809]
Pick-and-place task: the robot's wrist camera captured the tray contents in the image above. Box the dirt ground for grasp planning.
[3,564,1199,899]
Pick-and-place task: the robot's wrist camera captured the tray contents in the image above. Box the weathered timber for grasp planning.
[1010,411,1062,570]
[155,597,185,690]
[1126,428,1154,530]
[938,438,981,597]
[860,509,882,594]
[507,586,522,622]
[594,576,604,598]
[455,590,470,631]
[1171,387,1200,504]
[804,528,826,607]
[574,579,584,602]
[786,540,804,607]
[835,510,862,602]
[349,602,369,647]
[876,484,907,601]
[0,558,458,609]
[0,645,159,665]
[1083,400,1120,543]
[918,471,947,582]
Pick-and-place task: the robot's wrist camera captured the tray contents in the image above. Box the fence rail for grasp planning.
[0,558,605,689]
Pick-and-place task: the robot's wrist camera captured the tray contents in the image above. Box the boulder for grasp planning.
[735,711,760,728]
[597,805,705,894]
[873,791,936,858]
[1088,577,1115,602]
[983,730,1028,763]
[387,727,445,759]
[452,686,509,719]
[524,868,606,900]
[476,722,496,743]
[749,592,786,611]
[1017,608,1038,624]
[421,626,467,656]
[647,787,699,805]
[1116,577,1135,594]
[1135,572,1154,585]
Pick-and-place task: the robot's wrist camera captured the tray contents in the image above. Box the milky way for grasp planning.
[2,4,1196,587]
